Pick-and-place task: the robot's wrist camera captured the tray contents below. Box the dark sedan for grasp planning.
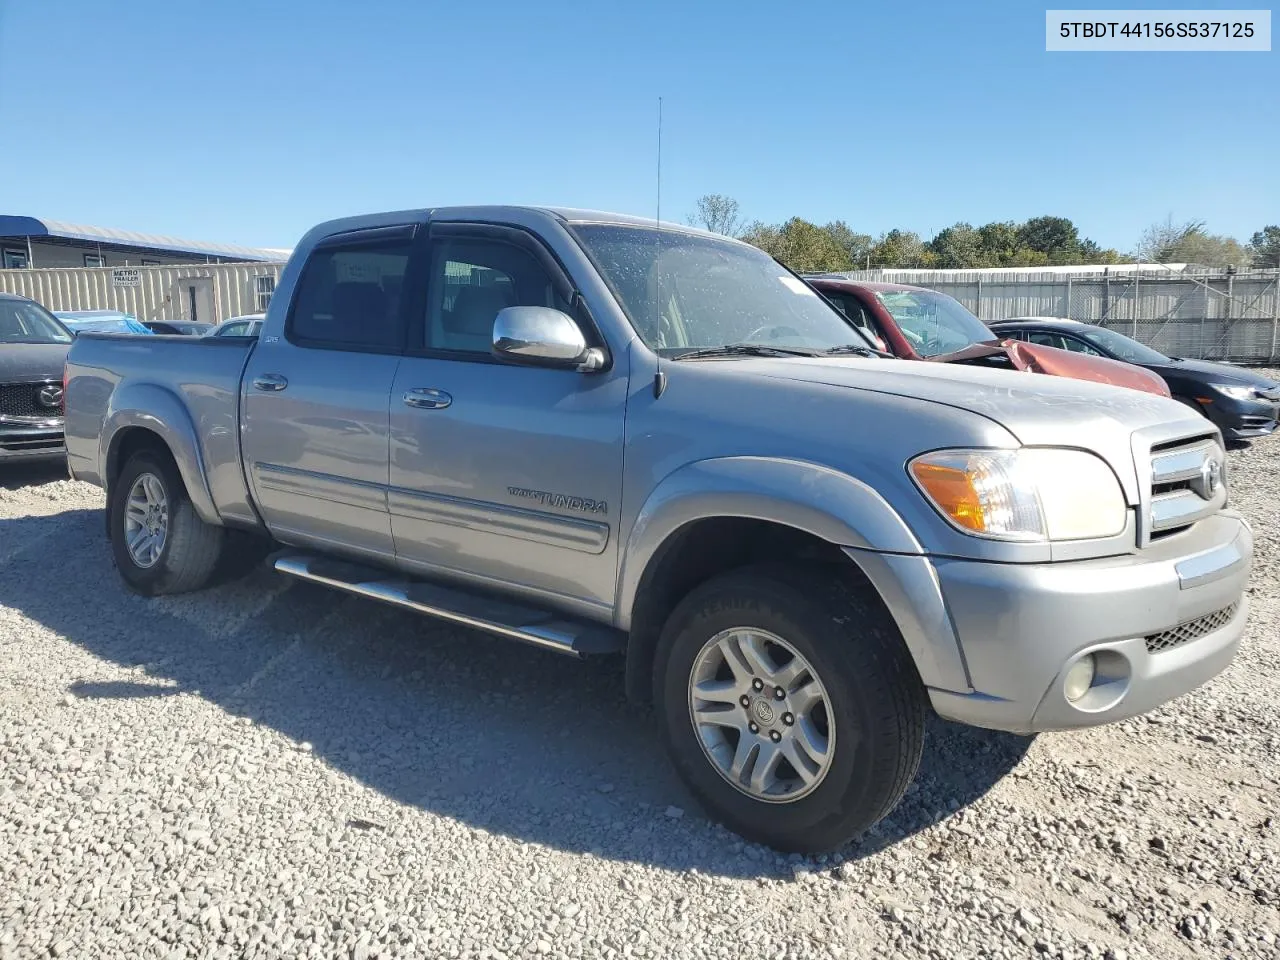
[989,317,1280,441]
[0,292,73,462]
[143,320,213,336]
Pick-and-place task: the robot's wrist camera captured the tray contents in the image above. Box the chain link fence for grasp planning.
[1063,272,1280,362]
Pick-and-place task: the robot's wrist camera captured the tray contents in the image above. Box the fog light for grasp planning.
[1064,655,1096,702]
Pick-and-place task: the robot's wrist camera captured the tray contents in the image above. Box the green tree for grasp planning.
[1078,239,1125,265]
[687,194,744,237]
[821,220,873,269]
[1137,217,1250,266]
[869,229,929,268]
[1016,216,1083,262]
[741,218,855,272]
[928,223,992,268]
[976,221,1020,264]
[1248,226,1280,268]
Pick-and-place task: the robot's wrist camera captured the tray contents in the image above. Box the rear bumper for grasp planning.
[852,512,1252,734]
[0,420,65,461]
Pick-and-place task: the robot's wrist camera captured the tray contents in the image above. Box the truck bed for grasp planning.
[63,333,259,525]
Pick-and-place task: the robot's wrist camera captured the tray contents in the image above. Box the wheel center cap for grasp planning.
[752,698,776,725]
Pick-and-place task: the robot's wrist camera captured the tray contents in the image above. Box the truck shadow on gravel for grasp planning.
[2,507,1031,877]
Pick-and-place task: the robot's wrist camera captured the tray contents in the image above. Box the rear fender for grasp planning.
[100,382,219,524]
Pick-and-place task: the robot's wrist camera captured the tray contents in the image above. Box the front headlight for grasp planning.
[909,448,1127,542]
[1212,383,1256,401]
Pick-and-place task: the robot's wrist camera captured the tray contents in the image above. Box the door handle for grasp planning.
[252,373,289,392]
[403,387,452,410]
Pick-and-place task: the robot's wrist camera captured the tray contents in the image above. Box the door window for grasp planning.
[1060,335,1103,356]
[426,238,571,355]
[288,238,412,350]
[820,290,885,350]
[1028,331,1066,349]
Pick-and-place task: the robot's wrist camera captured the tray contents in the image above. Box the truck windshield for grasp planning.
[569,224,872,355]
[875,290,995,358]
[0,300,73,344]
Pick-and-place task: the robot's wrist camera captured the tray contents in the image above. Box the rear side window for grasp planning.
[289,238,412,350]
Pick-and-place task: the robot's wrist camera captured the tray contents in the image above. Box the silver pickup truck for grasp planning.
[64,207,1252,852]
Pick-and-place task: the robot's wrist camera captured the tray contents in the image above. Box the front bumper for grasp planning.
[0,420,66,461]
[860,512,1252,734]
[1205,395,1278,440]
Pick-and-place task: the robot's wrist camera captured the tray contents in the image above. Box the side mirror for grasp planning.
[492,306,605,371]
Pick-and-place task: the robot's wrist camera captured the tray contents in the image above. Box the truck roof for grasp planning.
[303,206,734,245]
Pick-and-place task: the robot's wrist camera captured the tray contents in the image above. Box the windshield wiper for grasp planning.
[670,343,823,360]
[822,343,887,358]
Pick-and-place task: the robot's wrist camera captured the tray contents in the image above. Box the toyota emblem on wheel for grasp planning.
[37,384,64,409]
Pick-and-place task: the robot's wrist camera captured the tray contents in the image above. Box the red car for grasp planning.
[806,276,1170,397]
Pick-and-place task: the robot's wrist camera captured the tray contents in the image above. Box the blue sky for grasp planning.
[1,0,1275,251]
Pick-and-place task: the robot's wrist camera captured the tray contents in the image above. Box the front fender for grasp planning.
[100,382,220,524]
[616,456,923,626]
[616,456,972,692]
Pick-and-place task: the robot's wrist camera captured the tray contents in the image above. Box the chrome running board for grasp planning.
[273,552,624,658]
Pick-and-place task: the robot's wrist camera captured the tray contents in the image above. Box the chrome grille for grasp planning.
[1145,436,1225,540]
[1145,603,1237,654]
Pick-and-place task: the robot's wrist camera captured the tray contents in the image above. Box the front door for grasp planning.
[388,223,627,616]
[240,225,417,560]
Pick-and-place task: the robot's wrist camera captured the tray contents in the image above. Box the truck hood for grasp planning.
[739,355,1211,502]
[0,342,71,381]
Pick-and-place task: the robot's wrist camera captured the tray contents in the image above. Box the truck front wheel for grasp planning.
[109,450,226,596]
[654,564,925,853]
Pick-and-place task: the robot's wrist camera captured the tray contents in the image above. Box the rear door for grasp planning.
[386,222,627,616]
[240,225,418,560]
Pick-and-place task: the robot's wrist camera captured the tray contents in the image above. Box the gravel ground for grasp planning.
[2,394,1279,960]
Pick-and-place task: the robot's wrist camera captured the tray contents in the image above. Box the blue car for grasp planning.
[54,310,154,336]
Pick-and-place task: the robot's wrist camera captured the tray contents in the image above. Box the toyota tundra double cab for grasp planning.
[63,207,1252,852]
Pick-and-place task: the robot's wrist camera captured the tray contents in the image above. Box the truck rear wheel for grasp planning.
[109,449,226,596]
[654,564,925,853]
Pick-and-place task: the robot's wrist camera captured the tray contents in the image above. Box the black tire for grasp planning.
[108,449,226,596]
[654,564,925,853]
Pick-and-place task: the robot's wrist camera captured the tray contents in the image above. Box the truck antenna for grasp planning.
[653,95,667,399]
